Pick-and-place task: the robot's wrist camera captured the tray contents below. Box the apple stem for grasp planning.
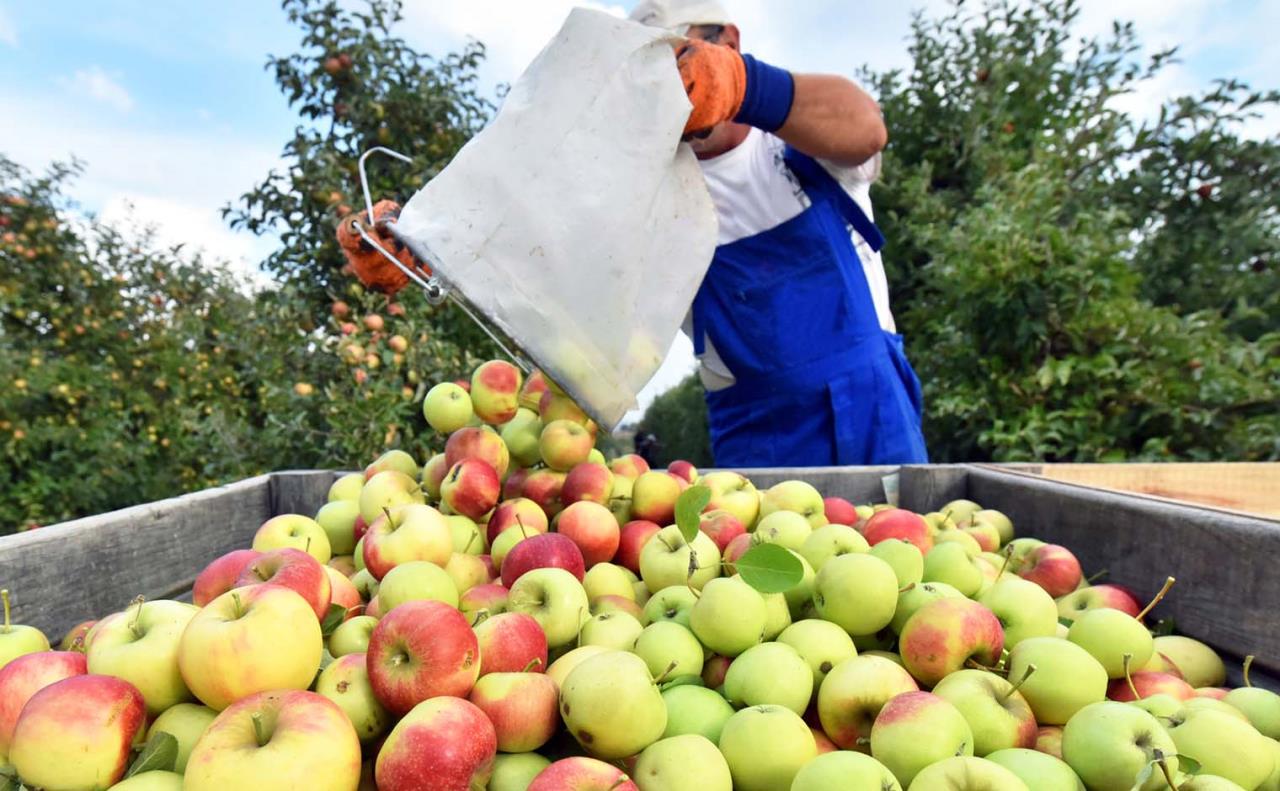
[1156,754,1178,791]
[855,737,871,748]
[382,506,393,526]
[965,658,1004,675]
[1123,653,1140,700]
[1243,655,1255,688]
[996,546,1014,580]
[899,583,916,595]
[1001,663,1037,700]
[522,657,543,673]
[464,531,479,554]
[607,778,630,791]
[0,589,10,633]
[1135,577,1176,622]
[653,660,679,686]
[231,590,245,619]
[251,712,269,747]
[128,595,146,639]
[1086,568,1109,584]
[516,516,529,539]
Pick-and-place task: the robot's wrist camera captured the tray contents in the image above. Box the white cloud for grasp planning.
[60,66,134,112]
[0,6,16,46]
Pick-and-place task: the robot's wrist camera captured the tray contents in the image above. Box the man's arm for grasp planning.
[776,74,887,168]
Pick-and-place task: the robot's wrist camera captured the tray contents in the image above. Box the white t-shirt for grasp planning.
[687,128,895,390]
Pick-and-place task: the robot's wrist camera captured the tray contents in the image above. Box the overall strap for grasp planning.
[782,146,886,252]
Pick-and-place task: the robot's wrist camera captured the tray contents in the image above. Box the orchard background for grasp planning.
[2,0,1277,532]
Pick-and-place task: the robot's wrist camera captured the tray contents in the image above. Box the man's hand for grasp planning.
[675,39,746,136]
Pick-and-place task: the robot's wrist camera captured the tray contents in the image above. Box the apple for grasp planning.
[817,654,919,750]
[445,425,511,477]
[665,459,698,483]
[1036,725,1065,758]
[329,614,378,657]
[629,621,700,681]
[656,685,732,744]
[327,553,358,577]
[507,567,590,649]
[9,674,146,788]
[560,650,666,759]
[690,576,767,657]
[0,650,86,763]
[470,360,522,425]
[631,471,682,525]
[518,370,550,411]
[445,514,486,555]
[143,702,217,775]
[907,756,1029,790]
[756,510,815,552]
[898,597,1004,687]
[760,587,793,641]
[695,509,745,552]
[365,450,419,481]
[491,753,553,791]
[633,734,731,791]
[59,620,95,652]
[780,550,817,619]
[870,691,975,786]
[237,547,333,619]
[790,750,902,791]
[358,470,425,525]
[1067,608,1154,678]
[580,611,644,651]
[528,757,638,791]
[863,508,933,554]
[192,549,262,607]
[812,553,899,636]
[539,390,591,426]
[933,668,1038,755]
[1107,671,1195,702]
[376,696,497,790]
[718,704,817,791]
[1013,543,1082,597]
[500,408,543,469]
[86,599,198,715]
[469,669,559,752]
[561,462,615,508]
[473,611,547,676]
[971,509,1014,544]
[179,585,322,710]
[701,471,760,528]
[822,496,859,527]
[445,552,490,595]
[724,642,813,715]
[421,453,450,500]
[639,525,720,592]
[1223,685,1280,739]
[366,600,479,715]
[702,654,732,688]
[721,532,755,574]
[923,511,959,535]
[554,501,620,567]
[1138,650,1184,677]
[328,472,364,502]
[523,468,568,518]
[777,619,857,689]
[922,541,985,597]
[377,559,459,610]
[350,568,378,601]
[501,532,587,587]
[539,419,594,471]
[869,538,925,588]
[315,652,390,744]
[423,381,474,433]
[977,576,1059,648]
[460,582,509,623]
[1154,635,1227,688]
[491,524,535,569]
[985,748,1082,791]
[592,595,646,623]
[1007,637,1108,725]
[441,459,501,520]
[583,562,636,603]
[799,523,870,571]
[547,645,613,687]
[365,595,383,619]
[610,454,650,480]
[252,513,332,563]
[760,480,827,528]
[644,585,699,628]
[941,499,984,523]
[361,503,453,580]
[488,498,549,542]
[936,529,984,556]
[1061,701,1178,791]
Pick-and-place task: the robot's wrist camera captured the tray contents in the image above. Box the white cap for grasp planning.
[628,0,733,34]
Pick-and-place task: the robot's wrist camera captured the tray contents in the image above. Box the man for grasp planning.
[631,0,928,468]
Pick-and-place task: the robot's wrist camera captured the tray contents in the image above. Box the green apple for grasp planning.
[365,449,420,481]
[583,563,636,603]
[817,654,919,750]
[546,645,612,688]
[977,577,1058,648]
[907,756,1028,790]
[507,567,590,649]
[501,408,543,468]
[923,511,958,534]
[101,771,184,790]
[971,509,1014,544]
[639,526,721,593]
[812,553,898,636]
[560,651,666,759]
[790,750,902,790]
[755,511,814,552]
[445,515,487,555]
[922,542,983,597]
[1007,637,1108,725]
[445,553,489,595]
[350,568,377,601]
[890,581,964,634]
[932,669,1038,756]
[328,615,377,657]
[935,528,983,556]
[760,480,827,528]
[986,748,1083,791]
[1181,695,1251,722]
[252,513,332,563]
[941,499,984,524]
[661,685,735,742]
[777,619,856,689]
[723,642,813,715]
[377,559,459,611]
[352,539,366,573]
[315,652,390,744]
[423,381,474,434]
[147,702,217,773]
[781,550,816,619]
[760,589,792,641]
[579,611,644,651]
[1152,636,1226,688]
[718,705,817,791]
[327,472,364,502]
[869,539,924,588]
[689,577,766,657]
[490,525,532,569]
[87,599,199,715]
[1169,708,1275,790]
[490,752,552,791]
[869,691,974,787]
[1257,739,1280,791]
[315,499,360,556]
[799,523,870,572]
[1224,686,1280,739]
[635,622,704,680]
[1179,776,1250,791]
[634,734,732,791]
[357,470,425,526]
[701,471,760,530]
[1061,701,1178,791]
[644,586,699,628]
[1067,608,1153,678]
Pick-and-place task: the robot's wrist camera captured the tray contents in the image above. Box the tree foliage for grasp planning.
[636,374,713,468]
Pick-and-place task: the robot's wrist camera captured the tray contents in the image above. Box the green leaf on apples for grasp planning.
[1058,616,1075,628]
[735,543,805,594]
[1151,617,1177,637]
[1175,754,1202,775]
[125,731,178,778]
[674,484,712,544]
[1130,761,1155,791]
[0,777,18,791]
[320,603,348,636]
[659,674,706,692]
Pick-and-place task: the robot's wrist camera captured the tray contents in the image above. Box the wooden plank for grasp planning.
[999,463,1280,519]
[0,476,274,639]
[270,470,346,519]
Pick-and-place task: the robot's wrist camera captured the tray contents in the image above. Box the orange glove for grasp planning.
[675,39,747,136]
[334,200,429,295]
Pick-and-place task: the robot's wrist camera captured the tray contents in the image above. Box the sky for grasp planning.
[1,0,1277,423]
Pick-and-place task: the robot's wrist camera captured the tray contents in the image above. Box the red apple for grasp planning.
[421,454,450,501]
[469,671,559,752]
[500,532,586,588]
[461,583,509,623]
[522,469,568,519]
[361,504,453,580]
[1016,544,1082,598]
[367,601,480,715]
[193,549,262,607]
[471,360,522,426]
[441,459,501,520]
[488,498,550,544]
[667,460,698,484]
[592,595,646,622]
[539,420,594,472]
[236,548,333,620]
[352,514,369,544]
[631,471,682,525]
[59,621,95,653]
[721,533,754,575]
[473,612,548,676]
[376,696,497,791]
[863,508,933,554]
[0,651,87,759]
[561,463,615,507]
[703,655,732,688]
[554,501,620,568]
[616,520,661,576]
[529,757,639,790]
[1036,725,1064,758]
[503,467,531,501]
[823,497,859,527]
[898,598,1005,687]
[699,510,746,552]
[519,370,550,411]
[1196,687,1229,700]
[610,454,650,480]
[325,566,363,614]
[1106,672,1195,702]
[539,390,591,426]
[445,426,510,477]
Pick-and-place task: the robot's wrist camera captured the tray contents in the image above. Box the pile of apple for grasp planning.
[2,361,1279,791]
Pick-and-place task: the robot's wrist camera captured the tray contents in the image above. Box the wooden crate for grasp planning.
[3,465,1276,687]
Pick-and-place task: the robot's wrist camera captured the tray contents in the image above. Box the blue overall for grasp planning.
[690,146,929,467]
